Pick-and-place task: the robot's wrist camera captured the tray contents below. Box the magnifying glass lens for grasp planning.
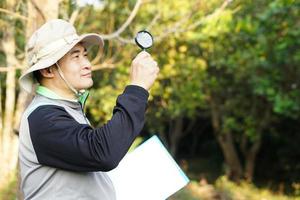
[135,30,153,50]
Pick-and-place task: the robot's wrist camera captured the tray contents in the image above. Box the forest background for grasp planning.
[0,0,299,199]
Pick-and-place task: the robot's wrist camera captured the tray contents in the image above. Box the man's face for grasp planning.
[57,43,93,91]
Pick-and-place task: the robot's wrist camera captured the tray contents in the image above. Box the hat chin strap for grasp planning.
[55,62,84,98]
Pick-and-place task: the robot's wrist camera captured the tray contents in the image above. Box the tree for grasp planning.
[197,0,299,181]
[0,0,60,187]
[0,0,229,188]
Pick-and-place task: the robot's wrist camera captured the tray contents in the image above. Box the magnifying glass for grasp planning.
[135,30,153,51]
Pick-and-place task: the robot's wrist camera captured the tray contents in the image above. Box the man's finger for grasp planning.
[135,51,151,60]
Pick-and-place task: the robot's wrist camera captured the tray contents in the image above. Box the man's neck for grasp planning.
[40,83,77,100]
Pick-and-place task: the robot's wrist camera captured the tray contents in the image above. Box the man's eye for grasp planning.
[84,54,88,57]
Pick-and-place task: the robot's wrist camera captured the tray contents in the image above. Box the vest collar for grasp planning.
[36,85,89,107]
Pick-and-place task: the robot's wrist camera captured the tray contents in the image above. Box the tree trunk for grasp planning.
[0,0,19,187]
[0,0,60,192]
[0,78,2,138]
[27,0,59,33]
[241,107,270,182]
[13,0,60,135]
[244,136,261,182]
[11,1,60,197]
[210,98,243,182]
[216,133,243,182]
[169,117,184,156]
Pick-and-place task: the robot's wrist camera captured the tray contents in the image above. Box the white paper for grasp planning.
[107,135,189,200]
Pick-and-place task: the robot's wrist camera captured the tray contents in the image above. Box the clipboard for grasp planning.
[107,135,190,200]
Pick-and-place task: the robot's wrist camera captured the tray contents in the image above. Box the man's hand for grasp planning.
[130,51,159,91]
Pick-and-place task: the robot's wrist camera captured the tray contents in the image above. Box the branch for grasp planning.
[145,13,160,30]
[114,6,194,44]
[155,11,193,42]
[117,36,135,44]
[90,50,103,66]
[91,48,121,71]
[109,0,199,44]
[0,65,24,73]
[91,37,122,65]
[0,0,233,74]
[0,8,28,21]
[69,0,81,25]
[69,9,80,25]
[0,60,25,73]
[99,0,142,40]
[30,0,46,22]
[92,62,116,71]
[114,0,232,44]
[91,44,123,71]
[181,0,233,32]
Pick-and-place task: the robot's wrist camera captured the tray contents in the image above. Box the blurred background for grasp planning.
[0,0,299,199]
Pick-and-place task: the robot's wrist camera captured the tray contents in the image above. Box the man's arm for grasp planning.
[28,85,148,172]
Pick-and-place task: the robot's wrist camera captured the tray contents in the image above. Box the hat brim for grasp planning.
[19,33,104,93]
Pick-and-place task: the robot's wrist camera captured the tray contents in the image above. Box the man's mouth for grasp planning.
[82,73,92,78]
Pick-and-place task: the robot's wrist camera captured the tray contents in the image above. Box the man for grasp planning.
[18,19,159,200]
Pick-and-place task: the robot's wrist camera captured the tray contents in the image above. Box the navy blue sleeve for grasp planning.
[28,85,149,172]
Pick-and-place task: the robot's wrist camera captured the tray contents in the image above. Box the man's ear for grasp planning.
[39,67,54,78]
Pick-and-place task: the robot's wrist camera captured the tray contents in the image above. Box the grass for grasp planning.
[168,176,300,200]
[2,175,298,200]
[168,157,300,200]
[215,176,300,200]
[1,158,299,200]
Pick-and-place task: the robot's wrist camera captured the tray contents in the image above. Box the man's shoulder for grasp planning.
[24,95,65,118]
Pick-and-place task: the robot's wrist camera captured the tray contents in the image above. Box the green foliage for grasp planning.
[82,0,213,130]
[1,0,299,192]
[128,136,143,152]
[193,0,300,138]
[249,0,300,119]
[81,2,300,180]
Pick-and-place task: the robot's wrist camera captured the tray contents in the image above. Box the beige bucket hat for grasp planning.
[19,19,104,93]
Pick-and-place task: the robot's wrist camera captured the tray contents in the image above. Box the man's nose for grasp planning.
[82,59,92,70]
[83,65,91,70]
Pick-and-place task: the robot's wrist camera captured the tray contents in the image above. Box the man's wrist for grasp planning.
[124,85,149,101]
[129,82,148,91]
